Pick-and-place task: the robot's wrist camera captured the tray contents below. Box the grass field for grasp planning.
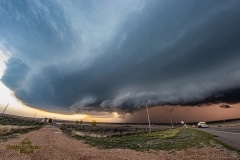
[77,128,216,151]
[0,125,31,134]
[60,123,166,137]
[61,124,223,151]
[0,117,44,141]
[0,116,44,126]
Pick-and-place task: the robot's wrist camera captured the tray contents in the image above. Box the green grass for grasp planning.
[0,117,44,141]
[0,117,44,126]
[0,125,43,141]
[71,128,217,151]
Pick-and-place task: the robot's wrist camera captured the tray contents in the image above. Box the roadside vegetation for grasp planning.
[60,123,163,137]
[60,124,227,151]
[0,116,43,126]
[0,116,44,141]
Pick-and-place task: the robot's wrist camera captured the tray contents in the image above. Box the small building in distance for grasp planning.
[42,118,53,123]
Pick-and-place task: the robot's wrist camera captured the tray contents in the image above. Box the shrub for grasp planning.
[79,119,83,124]
[91,120,96,126]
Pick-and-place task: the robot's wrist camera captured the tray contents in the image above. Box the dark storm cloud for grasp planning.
[219,104,232,109]
[1,0,240,113]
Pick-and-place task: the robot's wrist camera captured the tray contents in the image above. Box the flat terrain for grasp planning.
[0,125,239,160]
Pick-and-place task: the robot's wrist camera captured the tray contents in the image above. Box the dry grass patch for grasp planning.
[0,125,32,135]
[0,124,43,141]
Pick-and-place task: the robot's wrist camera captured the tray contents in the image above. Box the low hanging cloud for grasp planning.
[1,0,240,113]
[219,104,232,109]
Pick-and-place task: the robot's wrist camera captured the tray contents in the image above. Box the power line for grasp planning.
[0,34,57,66]
[0,33,59,108]
[0,36,53,81]
[2,57,51,81]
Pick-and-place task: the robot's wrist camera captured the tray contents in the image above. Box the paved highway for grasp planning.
[197,127,240,150]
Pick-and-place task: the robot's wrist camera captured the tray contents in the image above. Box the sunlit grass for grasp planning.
[0,125,31,135]
[0,117,44,141]
[61,126,221,151]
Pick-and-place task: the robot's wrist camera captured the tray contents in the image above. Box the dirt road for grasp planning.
[0,125,239,160]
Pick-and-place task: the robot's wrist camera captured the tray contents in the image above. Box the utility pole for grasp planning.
[170,118,173,128]
[2,103,9,117]
[146,105,151,132]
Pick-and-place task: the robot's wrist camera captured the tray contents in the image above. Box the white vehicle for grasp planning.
[197,122,208,128]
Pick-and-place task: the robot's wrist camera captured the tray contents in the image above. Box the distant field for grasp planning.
[0,116,44,126]
[60,123,167,137]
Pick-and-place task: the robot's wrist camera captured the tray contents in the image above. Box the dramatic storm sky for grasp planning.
[1,0,240,114]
